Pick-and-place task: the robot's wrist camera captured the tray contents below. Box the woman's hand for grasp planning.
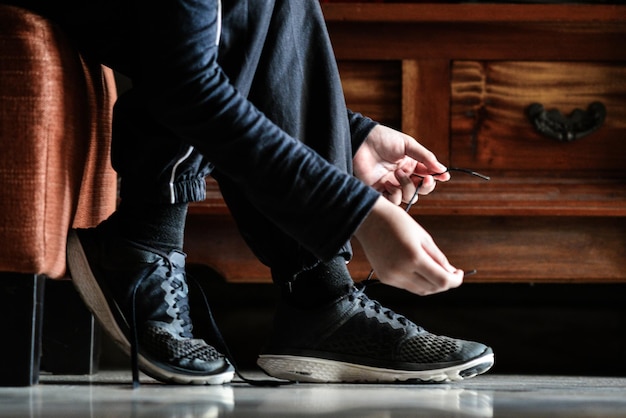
[353,125,450,206]
[355,196,464,296]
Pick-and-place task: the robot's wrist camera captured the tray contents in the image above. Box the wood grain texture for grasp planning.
[450,61,626,172]
[322,3,626,23]
[348,216,626,283]
[401,59,450,159]
[337,60,401,129]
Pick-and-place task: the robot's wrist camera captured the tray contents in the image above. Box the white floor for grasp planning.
[1,370,625,417]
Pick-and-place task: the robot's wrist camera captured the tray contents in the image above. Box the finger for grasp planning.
[432,170,451,182]
[395,169,419,204]
[423,239,458,275]
[404,138,448,175]
[417,175,437,195]
[418,265,463,295]
[383,183,403,206]
[389,238,462,295]
[401,264,463,296]
[412,161,451,183]
[423,250,459,283]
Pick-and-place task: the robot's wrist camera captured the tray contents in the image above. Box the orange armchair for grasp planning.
[0,5,118,386]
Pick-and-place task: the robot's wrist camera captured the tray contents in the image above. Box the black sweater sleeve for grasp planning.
[347,109,378,157]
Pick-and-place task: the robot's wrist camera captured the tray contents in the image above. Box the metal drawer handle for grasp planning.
[526,101,606,143]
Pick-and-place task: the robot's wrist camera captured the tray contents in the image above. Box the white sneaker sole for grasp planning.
[67,230,234,385]
[257,352,494,383]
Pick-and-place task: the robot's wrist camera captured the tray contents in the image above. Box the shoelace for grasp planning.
[164,260,194,337]
[129,262,156,388]
[189,274,294,387]
[351,283,414,327]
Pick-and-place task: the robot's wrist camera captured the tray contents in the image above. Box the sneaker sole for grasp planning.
[67,230,234,385]
[257,351,494,383]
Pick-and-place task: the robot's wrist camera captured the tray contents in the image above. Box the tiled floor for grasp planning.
[1,370,625,417]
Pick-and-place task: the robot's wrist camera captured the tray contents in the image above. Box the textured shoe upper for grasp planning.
[265,286,487,369]
[98,240,194,339]
[142,325,226,368]
[322,289,463,364]
[77,227,230,373]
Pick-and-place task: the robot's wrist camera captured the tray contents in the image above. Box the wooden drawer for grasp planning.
[338,59,626,217]
[450,61,626,174]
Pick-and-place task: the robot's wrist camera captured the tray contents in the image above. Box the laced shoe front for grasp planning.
[258,285,494,383]
[67,228,234,385]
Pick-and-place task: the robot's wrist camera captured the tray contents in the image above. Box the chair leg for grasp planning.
[0,273,45,386]
[41,279,101,375]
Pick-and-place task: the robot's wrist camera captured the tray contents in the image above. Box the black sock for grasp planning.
[98,201,188,252]
[278,257,354,309]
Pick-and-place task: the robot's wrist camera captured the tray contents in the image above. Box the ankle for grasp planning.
[98,202,188,252]
[277,257,354,309]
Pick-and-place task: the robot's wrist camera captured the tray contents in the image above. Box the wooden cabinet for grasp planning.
[186,3,626,284]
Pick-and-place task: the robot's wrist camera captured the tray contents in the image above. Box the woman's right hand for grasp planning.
[354,196,464,296]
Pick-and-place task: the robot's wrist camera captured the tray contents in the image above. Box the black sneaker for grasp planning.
[257,286,494,383]
[67,228,234,385]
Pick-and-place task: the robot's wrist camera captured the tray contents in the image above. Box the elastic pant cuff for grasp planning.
[167,177,208,204]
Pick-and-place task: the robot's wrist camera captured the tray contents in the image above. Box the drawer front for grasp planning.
[450,61,626,173]
[338,60,402,130]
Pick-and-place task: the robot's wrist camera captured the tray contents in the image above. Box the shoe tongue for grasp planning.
[139,257,193,338]
[107,245,191,332]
